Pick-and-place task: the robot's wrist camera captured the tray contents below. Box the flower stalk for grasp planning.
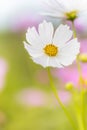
[47,67,77,130]
[72,21,86,130]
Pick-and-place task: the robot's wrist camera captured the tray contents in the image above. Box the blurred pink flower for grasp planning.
[66,18,87,35]
[0,59,8,91]
[54,65,87,87]
[80,39,87,53]
[52,90,71,106]
[58,91,71,104]
[75,17,87,33]
[12,14,44,31]
[16,88,48,107]
[16,88,71,107]
[54,66,78,86]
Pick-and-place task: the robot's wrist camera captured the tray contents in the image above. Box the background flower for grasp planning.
[42,0,87,21]
[16,88,48,107]
[0,58,8,91]
[55,91,71,105]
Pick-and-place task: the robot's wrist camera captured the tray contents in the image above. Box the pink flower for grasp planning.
[51,90,71,106]
[54,66,78,86]
[12,14,44,32]
[80,39,87,53]
[75,17,87,33]
[55,65,87,87]
[16,88,48,107]
[58,91,71,104]
[0,59,8,91]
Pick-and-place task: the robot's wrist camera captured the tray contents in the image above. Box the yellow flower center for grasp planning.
[66,10,77,21]
[44,44,58,56]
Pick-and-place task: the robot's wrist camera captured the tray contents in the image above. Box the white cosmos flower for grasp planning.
[24,21,80,68]
[42,0,87,21]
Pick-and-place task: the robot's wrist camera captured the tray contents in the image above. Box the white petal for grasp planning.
[45,0,66,11]
[56,55,76,66]
[59,38,80,55]
[48,57,63,68]
[61,0,87,11]
[32,54,63,68]
[26,27,42,47]
[32,55,49,67]
[42,0,67,18]
[53,24,73,47]
[42,12,65,18]
[56,38,80,66]
[38,20,54,45]
[24,42,43,58]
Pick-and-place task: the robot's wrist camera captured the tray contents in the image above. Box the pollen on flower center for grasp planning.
[66,10,77,21]
[44,44,58,56]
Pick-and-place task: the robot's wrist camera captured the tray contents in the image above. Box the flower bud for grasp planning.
[65,82,74,90]
[85,80,87,85]
[66,11,77,21]
[78,53,87,63]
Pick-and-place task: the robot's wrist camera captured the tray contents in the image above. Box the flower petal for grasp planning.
[56,38,80,66]
[53,24,73,47]
[24,42,43,58]
[32,55,63,68]
[38,20,54,45]
[42,0,67,18]
[48,57,63,68]
[59,38,80,55]
[32,55,49,67]
[26,27,42,47]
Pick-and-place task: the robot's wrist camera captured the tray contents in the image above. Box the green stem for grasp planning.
[47,67,77,130]
[72,22,77,38]
[76,107,85,130]
[72,21,85,130]
[72,21,83,81]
